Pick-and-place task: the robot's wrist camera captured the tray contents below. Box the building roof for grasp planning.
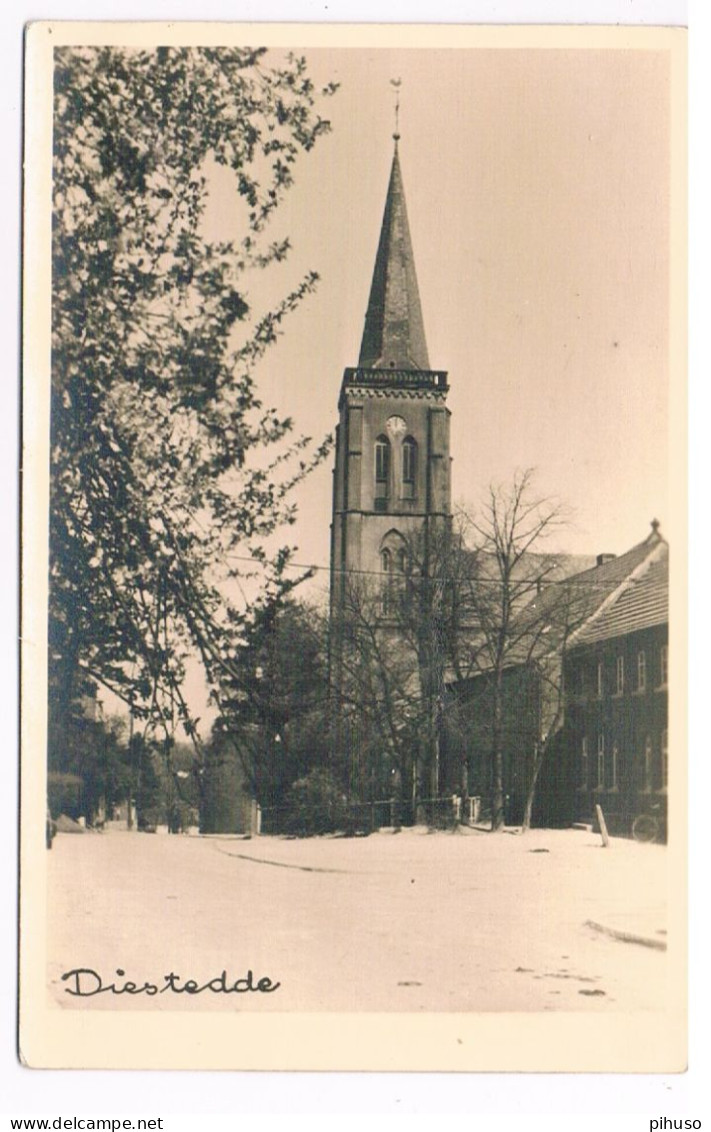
[358,145,431,371]
[569,533,668,647]
[517,525,668,653]
[523,529,663,631]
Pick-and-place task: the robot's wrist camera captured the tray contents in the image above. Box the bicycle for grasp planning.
[631,800,665,843]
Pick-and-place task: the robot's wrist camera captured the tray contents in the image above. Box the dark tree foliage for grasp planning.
[208,599,330,810]
[49,46,336,769]
[282,768,349,836]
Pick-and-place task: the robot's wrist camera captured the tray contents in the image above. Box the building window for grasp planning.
[380,533,408,615]
[579,736,589,790]
[380,548,392,613]
[596,734,605,790]
[374,436,390,508]
[402,437,417,499]
[660,644,668,687]
[570,664,585,696]
[637,650,646,692]
[615,655,624,695]
[661,729,668,791]
[609,743,618,791]
[597,661,603,699]
[375,437,390,482]
[643,735,653,793]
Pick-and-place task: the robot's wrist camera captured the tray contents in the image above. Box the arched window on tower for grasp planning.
[381,547,392,614]
[402,436,417,500]
[380,531,409,616]
[374,435,390,512]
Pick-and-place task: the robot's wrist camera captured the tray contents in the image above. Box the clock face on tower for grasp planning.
[386,415,407,438]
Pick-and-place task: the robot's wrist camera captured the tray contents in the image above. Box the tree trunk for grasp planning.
[127,709,135,830]
[461,758,469,824]
[522,693,564,831]
[521,745,544,832]
[491,667,505,830]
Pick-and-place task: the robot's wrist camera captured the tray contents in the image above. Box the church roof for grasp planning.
[358,146,431,371]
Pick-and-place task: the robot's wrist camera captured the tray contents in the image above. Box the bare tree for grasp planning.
[330,519,459,814]
[334,575,424,811]
[329,471,593,833]
[455,469,572,830]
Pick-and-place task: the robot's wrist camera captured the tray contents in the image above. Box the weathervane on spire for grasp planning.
[390,77,402,143]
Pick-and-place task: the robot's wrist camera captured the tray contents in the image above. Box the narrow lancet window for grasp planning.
[402,437,417,499]
[375,436,390,511]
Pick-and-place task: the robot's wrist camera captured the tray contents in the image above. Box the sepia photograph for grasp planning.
[20,21,686,1071]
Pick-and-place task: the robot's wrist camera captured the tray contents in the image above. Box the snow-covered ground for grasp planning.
[46,825,668,1013]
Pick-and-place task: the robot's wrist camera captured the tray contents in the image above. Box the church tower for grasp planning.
[329,139,452,624]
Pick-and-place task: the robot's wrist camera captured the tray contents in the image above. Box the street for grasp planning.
[47,825,668,1013]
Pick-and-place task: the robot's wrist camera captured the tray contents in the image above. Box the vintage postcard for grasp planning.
[21,21,687,1071]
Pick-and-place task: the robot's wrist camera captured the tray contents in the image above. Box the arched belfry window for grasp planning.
[380,531,409,615]
[374,435,390,512]
[402,436,417,500]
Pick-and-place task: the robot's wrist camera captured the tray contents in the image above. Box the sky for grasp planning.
[204,43,673,615]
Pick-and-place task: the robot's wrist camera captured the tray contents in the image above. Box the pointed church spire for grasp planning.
[358,142,431,371]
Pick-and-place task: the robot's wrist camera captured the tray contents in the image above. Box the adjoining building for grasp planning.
[561,524,668,838]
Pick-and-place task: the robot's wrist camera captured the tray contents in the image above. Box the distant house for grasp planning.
[441,523,668,834]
